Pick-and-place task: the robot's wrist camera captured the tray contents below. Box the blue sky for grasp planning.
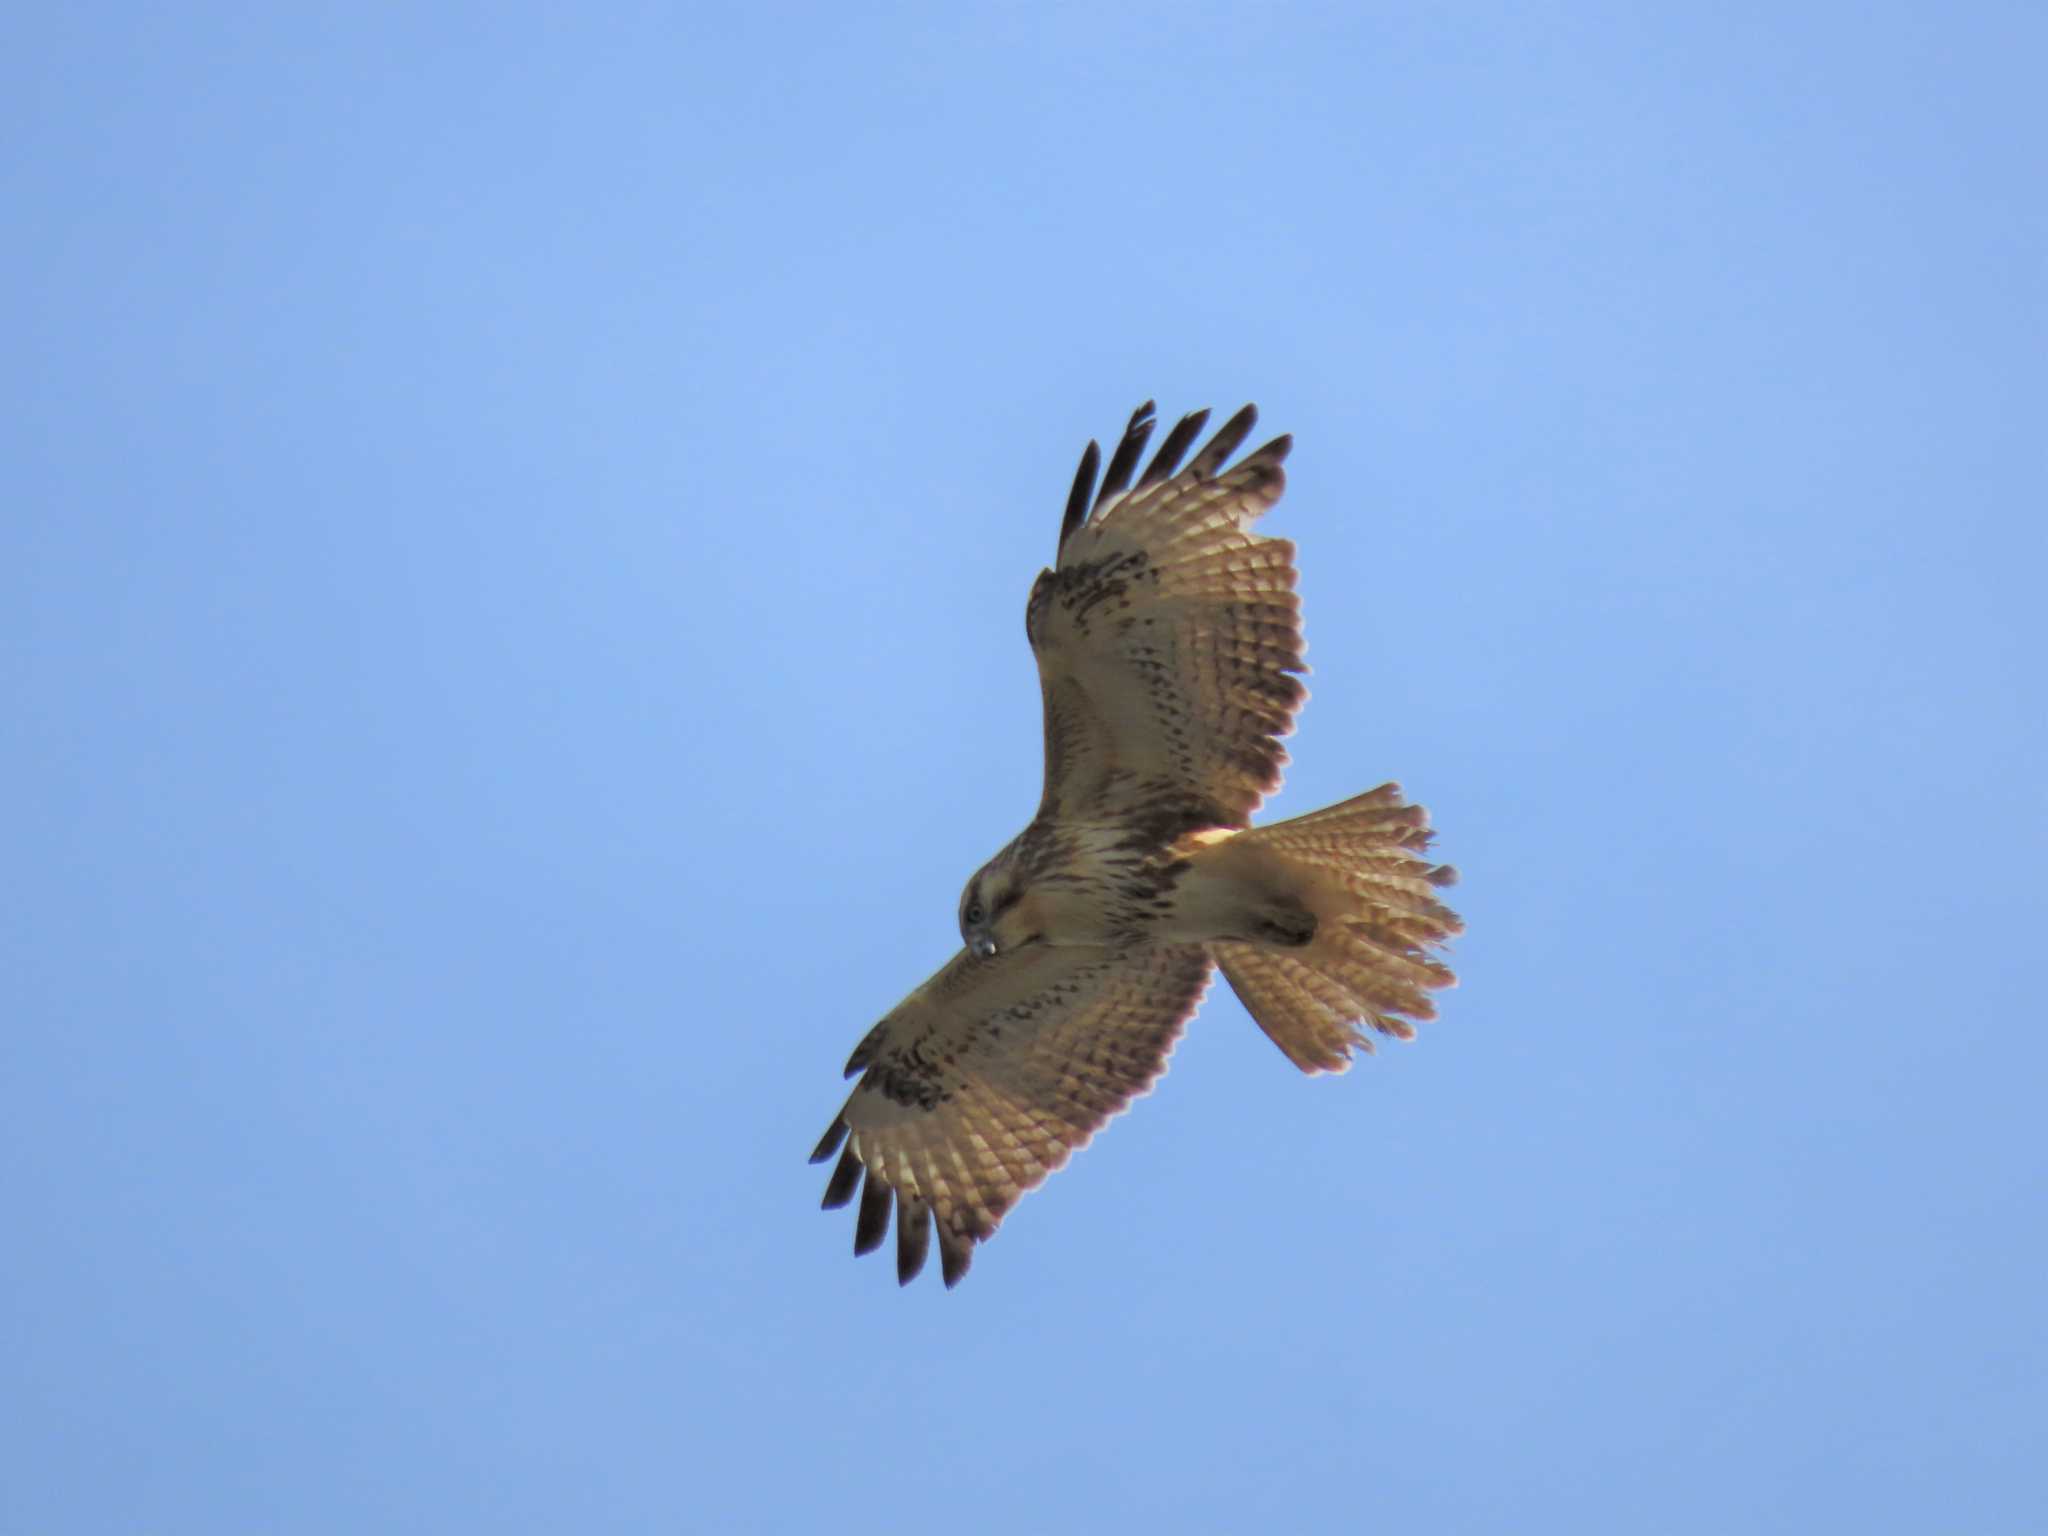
[5,3,2043,1531]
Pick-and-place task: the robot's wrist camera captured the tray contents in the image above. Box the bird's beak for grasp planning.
[968,932,998,960]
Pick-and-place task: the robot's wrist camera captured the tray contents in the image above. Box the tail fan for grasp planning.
[1212,783,1461,1073]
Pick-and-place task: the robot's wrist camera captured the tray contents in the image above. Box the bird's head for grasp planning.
[958,855,1030,960]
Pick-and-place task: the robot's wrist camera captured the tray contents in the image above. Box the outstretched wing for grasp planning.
[1029,402,1306,836]
[809,942,1212,1287]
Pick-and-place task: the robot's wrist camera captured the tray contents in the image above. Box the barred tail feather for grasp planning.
[1213,783,1461,1074]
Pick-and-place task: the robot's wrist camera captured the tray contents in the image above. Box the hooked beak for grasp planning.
[967,932,998,960]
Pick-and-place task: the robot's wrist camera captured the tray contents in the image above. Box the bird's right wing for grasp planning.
[809,941,1213,1287]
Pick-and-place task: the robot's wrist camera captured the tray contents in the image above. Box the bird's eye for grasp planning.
[965,901,985,924]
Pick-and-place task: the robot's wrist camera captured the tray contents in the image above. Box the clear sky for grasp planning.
[5,3,2043,1532]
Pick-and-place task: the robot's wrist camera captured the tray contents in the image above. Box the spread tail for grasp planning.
[1211,783,1461,1073]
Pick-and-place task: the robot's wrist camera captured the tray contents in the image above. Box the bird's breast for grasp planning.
[1014,821,1193,948]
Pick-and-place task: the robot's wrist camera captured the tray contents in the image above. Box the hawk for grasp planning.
[811,402,1461,1287]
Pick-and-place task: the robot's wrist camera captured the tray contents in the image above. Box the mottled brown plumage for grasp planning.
[812,403,1461,1286]
[811,944,1211,1287]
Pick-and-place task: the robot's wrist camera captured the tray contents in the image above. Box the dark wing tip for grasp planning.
[937,1225,974,1288]
[1188,403,1260,477]
[1250,431,1294,466]
[1093,401,1158,512]
[1060,401,1273,551]
[842,1021,887,1077]
[820,1141,862,1208]
[853,1170,891,1256]
[895,1193,932,1285]
[1058,439,1101,555]
[1137,408,1211,489]
[809,1117,850,1165]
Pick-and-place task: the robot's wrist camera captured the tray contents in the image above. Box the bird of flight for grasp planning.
[811,402,1461,1287]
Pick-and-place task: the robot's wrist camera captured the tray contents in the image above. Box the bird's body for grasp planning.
[970,819,1315,951]
[968,819,1177,950]
[813,403,1462,1287]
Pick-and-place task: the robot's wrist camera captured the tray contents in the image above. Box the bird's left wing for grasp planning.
[1029,403,1306,836]
[809,942,1212,1287]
